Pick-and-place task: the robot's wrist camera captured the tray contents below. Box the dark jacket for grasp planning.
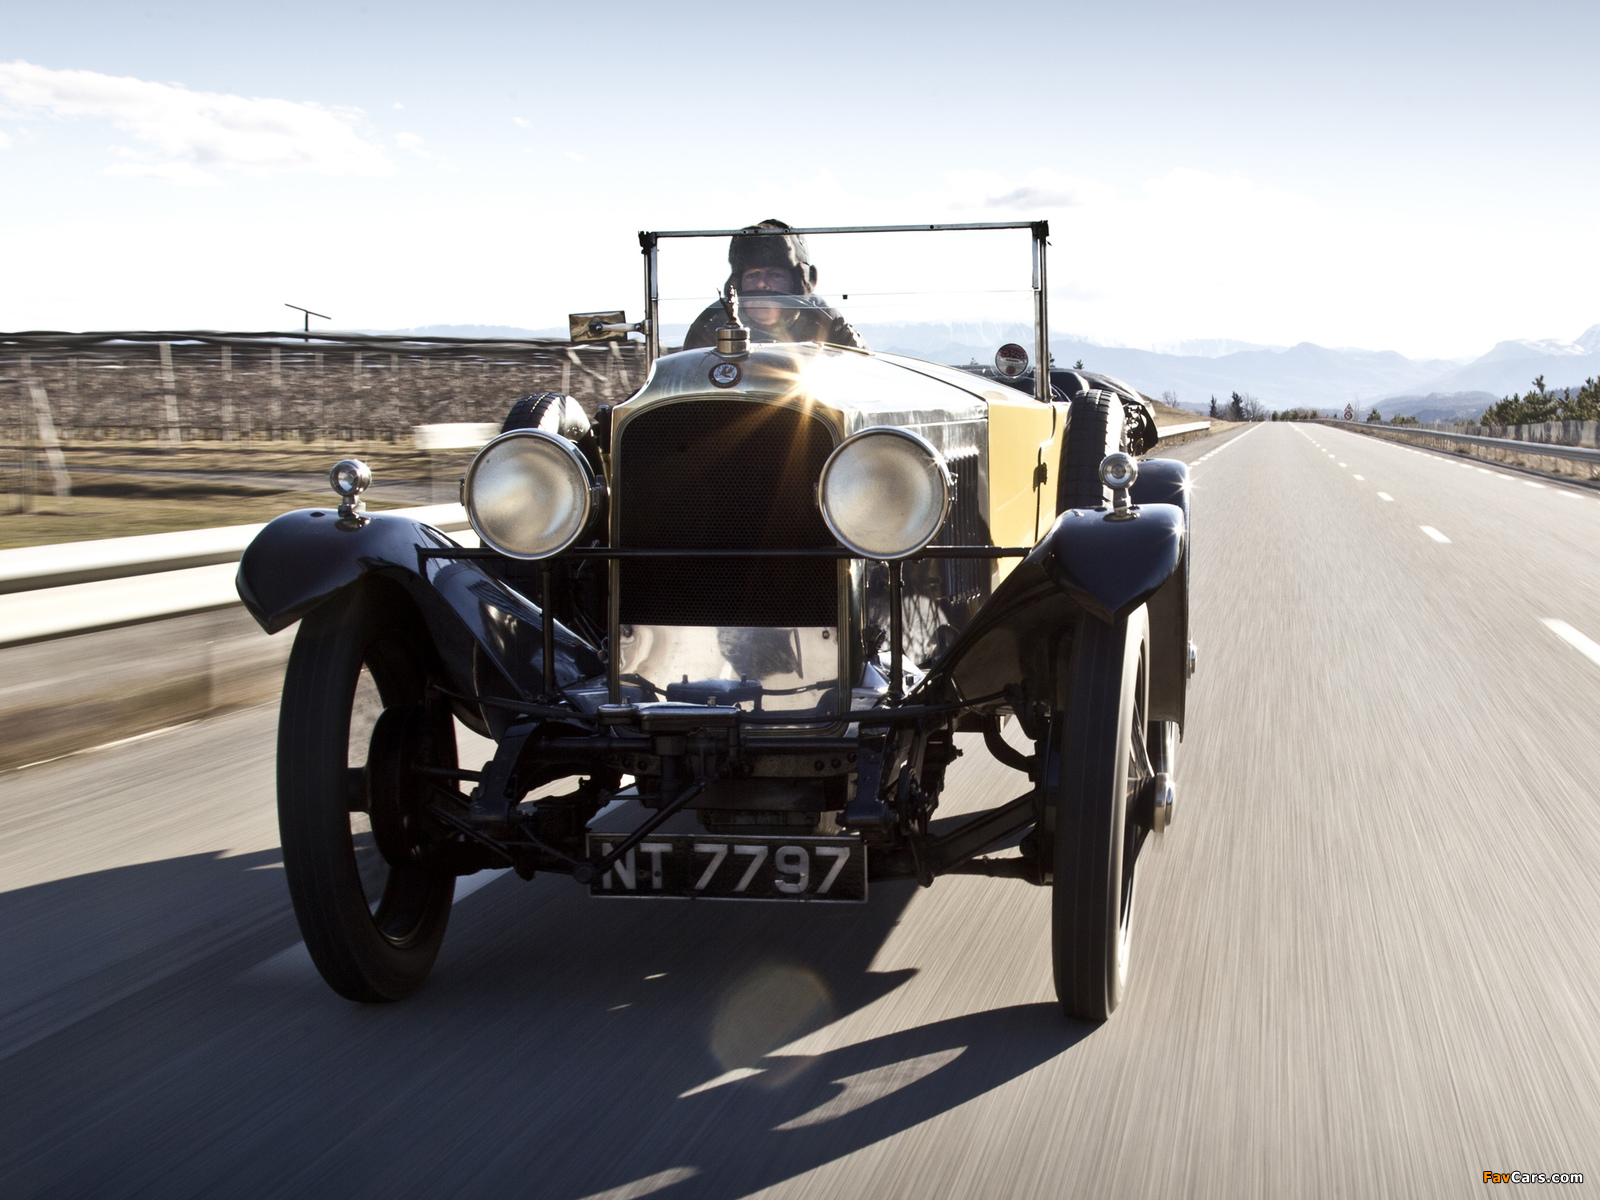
[680,293,867,352]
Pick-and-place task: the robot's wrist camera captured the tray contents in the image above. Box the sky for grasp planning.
[1,0,1597,360]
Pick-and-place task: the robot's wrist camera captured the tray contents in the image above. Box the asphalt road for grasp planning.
[3,422,1598,1198]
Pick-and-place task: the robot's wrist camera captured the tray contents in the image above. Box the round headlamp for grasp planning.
[464,430,599,559]
[818,427,952,559]
[328,458,371,498]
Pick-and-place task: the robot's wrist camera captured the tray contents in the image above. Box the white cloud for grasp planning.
[945,169,1113,212]
[394,131,428,157]
[564,150,585,162]
[393,102,404,110]
[512,116,530,129]
[0,129,10,149]
[0,59,392,183]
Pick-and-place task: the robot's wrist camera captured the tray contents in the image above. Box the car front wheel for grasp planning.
[277,582,457,1002]
[1048,606,1151,1021]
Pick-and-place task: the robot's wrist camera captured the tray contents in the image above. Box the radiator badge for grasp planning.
[709,362,742,388]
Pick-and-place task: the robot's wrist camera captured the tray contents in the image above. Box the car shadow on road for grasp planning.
[0,852,1093,1200]
[0,846,294,1064]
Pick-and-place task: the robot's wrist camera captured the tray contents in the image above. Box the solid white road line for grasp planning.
[1378,493,1394,501]
[1353,475,1365,480]
[1542,619,1600,669]
[1420,526,1451,543]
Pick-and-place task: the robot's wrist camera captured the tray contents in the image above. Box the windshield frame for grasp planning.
[638,221,1052,405]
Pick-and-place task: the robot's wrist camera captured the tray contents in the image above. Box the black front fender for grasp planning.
[237,508,459,636]
[1037,503,1184,626]
[923,501,1188,726]
[236,509,603,703]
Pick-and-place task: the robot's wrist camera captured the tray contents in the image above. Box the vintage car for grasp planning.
[237,221,1193,1021]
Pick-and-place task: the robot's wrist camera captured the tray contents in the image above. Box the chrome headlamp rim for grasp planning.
[817,425,954,560]
[463,428,597,560]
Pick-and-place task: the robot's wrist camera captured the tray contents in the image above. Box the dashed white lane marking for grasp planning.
[1353,474,1365,480]
[1420,525,1451,543]
[1524,481,1545,489]
[1378,492,1394,501]
[1339,462,1347,467]
[1560,492,1583,499]
[1543,619,1600,668]
[1495,473,1514,480]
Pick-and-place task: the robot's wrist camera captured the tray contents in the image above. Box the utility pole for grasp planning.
[285,303,329,343]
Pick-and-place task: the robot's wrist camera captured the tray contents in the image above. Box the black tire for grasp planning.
[1056,389,1127,511]
[277,583,456,1002]
[1049,605,1150,1020]
[502,392,600,473]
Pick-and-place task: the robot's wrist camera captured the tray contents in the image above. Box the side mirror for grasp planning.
[994,343,1030,378]
[569,311,642,343]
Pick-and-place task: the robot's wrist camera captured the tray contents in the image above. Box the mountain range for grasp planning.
[379,322,1600,419]
[855,322,1600,417]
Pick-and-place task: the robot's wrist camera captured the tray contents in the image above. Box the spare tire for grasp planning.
[501,392,601,474]
[1056,389,1127,511]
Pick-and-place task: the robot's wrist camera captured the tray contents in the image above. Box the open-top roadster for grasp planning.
[237,221,1193,1020]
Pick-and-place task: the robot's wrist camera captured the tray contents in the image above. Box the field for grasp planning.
[0,439,476,549]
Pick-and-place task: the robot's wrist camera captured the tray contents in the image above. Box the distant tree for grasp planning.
[1366,408,1382,423]
[1160,390,1180,408]
[1481,374,1600,426]
[1074,359,1084,370]
[1208,396,1220,418]
[1389,414,1419,426]
[1226,391,1246,422]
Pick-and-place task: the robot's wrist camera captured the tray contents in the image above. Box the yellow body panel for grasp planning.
[985,392,1065,583]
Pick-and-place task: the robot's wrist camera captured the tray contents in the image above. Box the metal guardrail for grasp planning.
[0,504,473,647]
[0,502,471,595]
[1157,421,1211,439]
[1323,420,1600,465]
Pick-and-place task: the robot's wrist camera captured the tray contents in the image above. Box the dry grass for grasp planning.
[1150,398,1204,425]
[30,438,437,482]
[0,438,447,549]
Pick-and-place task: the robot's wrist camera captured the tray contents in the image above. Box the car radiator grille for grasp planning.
[935,446,987,603]
[616,400,838,627]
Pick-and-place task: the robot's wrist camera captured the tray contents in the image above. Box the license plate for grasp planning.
[585,833,866,902]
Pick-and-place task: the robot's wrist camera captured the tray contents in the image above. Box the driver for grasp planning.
[681,219,867,351]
